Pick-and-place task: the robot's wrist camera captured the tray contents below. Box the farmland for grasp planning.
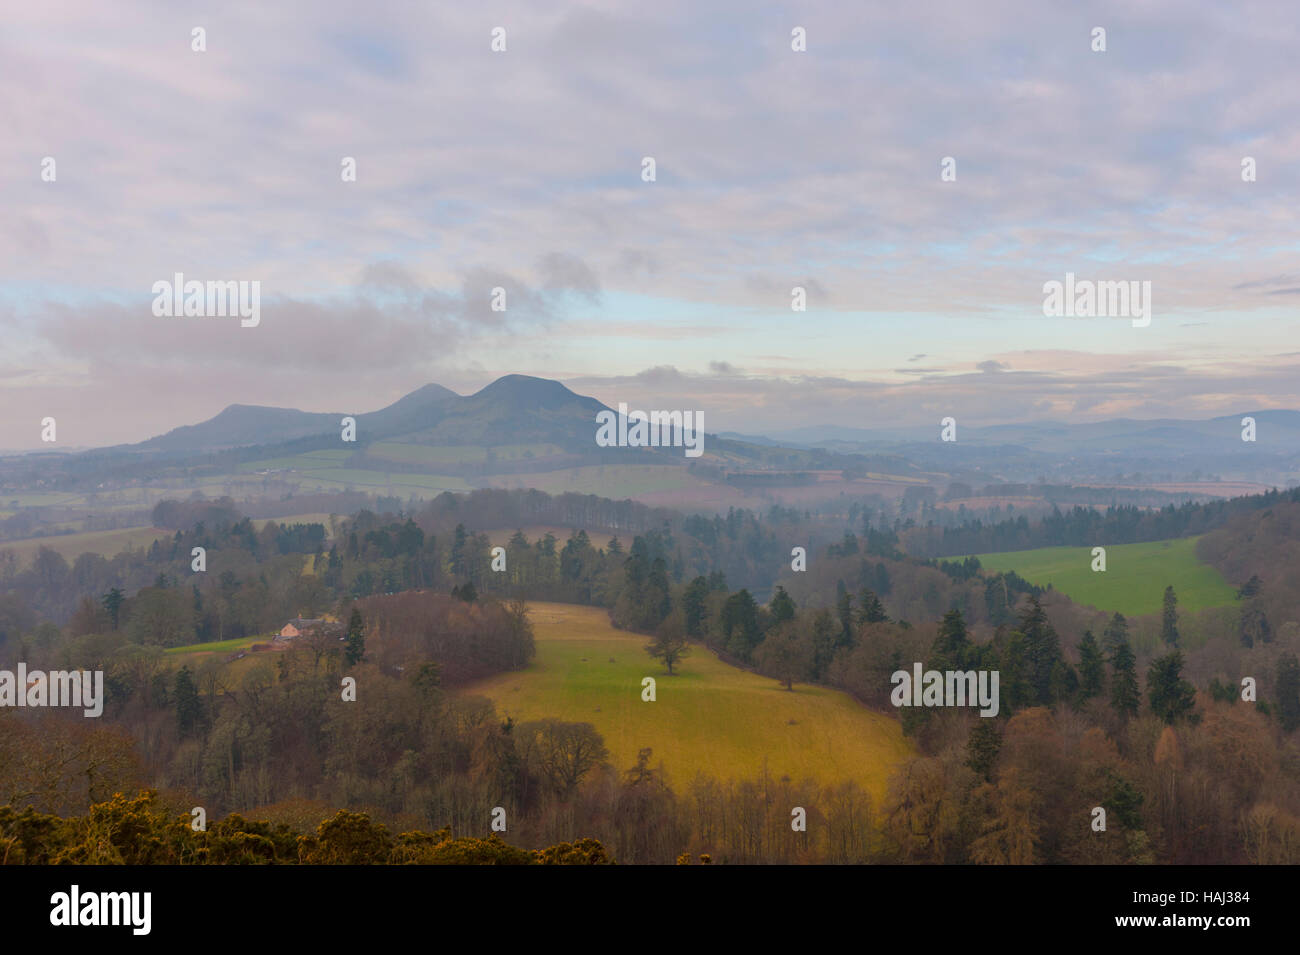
[972,536,1240,616]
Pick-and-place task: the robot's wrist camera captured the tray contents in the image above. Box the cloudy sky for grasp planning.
[3,0,1299,448]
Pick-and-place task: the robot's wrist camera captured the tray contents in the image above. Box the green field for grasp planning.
[487,464,703,497]
[165,635,263,656]
[240,450,354,471]
[463,602,912,799]
[366,442,562,465]
[972,536,1239,616]
[0,526,171,567]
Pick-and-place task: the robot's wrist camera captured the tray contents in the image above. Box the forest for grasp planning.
[1,487,1298,863]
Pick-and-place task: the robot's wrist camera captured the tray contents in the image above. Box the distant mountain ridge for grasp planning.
[128,375,608,454]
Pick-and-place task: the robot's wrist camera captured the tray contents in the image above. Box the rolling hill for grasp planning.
[461,602,913,800]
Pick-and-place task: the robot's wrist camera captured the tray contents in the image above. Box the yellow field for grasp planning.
[0,526,171,567]
[463,602,912,799]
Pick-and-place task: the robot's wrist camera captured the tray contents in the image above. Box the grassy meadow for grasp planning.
[462,602,912,800]
[972,536,1239,616]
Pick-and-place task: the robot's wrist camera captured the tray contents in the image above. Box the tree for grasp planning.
[1275,653,1300,734]
[754,623,811,690]
[930,608,971,670]
[720,589,760,660]
[517,719,609,796]
[1077,630,1105,700]
[966,720,1001,782]
[173,666,202,737]
[1109,635,1140,721]
[835,588,854,648]
[1017,597,1063,705]
[769,586,796,625]
[1147,651,1196,724]
[102,588,125,631]
[857,588,889,625]
[1160,586,1179,647]
[807,608,837,681]
[1102,611,1129,650]
[682,576,709,638]
[344,609,366,667]
[645,618,690,676]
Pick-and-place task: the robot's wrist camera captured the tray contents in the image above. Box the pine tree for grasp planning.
[1077,630,1105,700]
[1147,651,1196,724]
[173,666,202,737]
[1160,586,1179,647]
[345,608,366,666]
[966,720,1001,781]
[835,588,854,648]
[682,576,709,638]
[102,587,125,630]
[931,608,971,670]
[857,588,889,625]
[1275,653,1300,733]
[1109,635,1140,721]
[769,586,796,625]
[1017,597,1063,705]
[1102,611,1129,650]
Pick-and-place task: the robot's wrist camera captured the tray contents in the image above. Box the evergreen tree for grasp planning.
[1109,635,1140,721]
[931,608,971,670]
[808,608,837,681]
[1275,653,1300,733]
[1160,585,1179,647]
[1077,630,1105,700]
[1147,651,1196,724]
[1102,611,1129,650]
[857,588,889,625]
[173,665,202,737]
[769,586,796,625]
[874,561,892,596]
[1237,574,1262,599]
[102,587,125,630]
[682,576,710,638]
[647,557,672,623]
[835,588,854,648]
[345,609,366,666]
[1017,597,1063,705]
[720,589,760,660]
[996,632,1034,714]
[450,523,469,576]
[966,720,1001,782]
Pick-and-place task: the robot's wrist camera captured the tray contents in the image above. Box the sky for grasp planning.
[3,0,1299,448]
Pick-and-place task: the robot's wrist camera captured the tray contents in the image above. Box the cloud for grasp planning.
[3,0,1299,446]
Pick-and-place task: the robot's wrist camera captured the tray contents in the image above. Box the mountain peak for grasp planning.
[473,375,590,406]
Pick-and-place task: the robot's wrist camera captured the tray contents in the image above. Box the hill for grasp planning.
[971,537,1239,617]
[461,602,912,800]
